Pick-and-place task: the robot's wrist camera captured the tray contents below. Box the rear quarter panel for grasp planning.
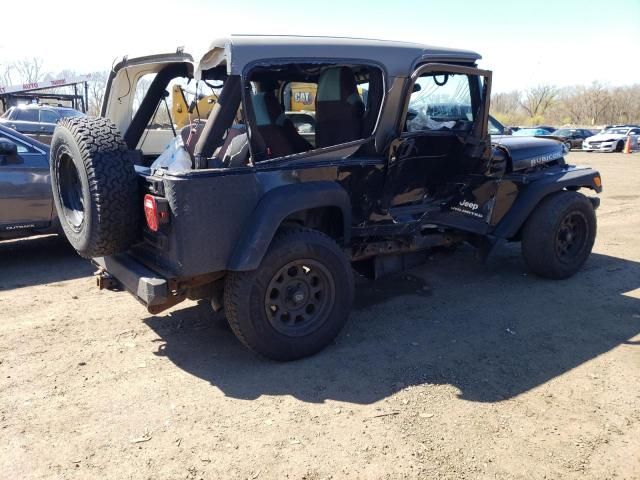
[131,170,262,276]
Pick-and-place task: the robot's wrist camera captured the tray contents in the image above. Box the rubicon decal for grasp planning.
[529,151,563,167]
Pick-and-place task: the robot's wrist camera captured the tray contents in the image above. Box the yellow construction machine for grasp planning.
[171,85,219,129]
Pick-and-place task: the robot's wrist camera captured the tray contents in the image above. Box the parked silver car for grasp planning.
[582,126,640,152]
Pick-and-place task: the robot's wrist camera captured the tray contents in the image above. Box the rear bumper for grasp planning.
[93,254,169,310]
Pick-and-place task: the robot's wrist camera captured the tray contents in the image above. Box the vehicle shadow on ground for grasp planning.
[144,245,640,404]
[0,235,93,289]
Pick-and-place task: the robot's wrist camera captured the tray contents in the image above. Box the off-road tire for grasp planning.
[224,227,354,361]
[521,191,596,279]
[50,117,139,258]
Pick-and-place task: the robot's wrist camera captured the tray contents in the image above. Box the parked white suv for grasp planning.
[582,126,640,152]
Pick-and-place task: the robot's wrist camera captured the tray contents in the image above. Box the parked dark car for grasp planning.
[0,124,58,239]
[533,125,556,134]
[511,127,553,137]
[50,36,601,361]
[0,105,84,144]
[544,128,594,150]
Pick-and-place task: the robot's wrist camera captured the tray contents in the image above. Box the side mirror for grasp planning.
[0,140,18,156]
[0,140,22,165]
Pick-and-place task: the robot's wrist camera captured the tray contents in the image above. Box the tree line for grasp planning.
[491,82,640,127]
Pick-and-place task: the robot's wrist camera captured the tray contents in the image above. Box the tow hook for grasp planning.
[94,269,119,290]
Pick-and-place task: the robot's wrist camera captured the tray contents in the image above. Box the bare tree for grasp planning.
[581,82,610,125]
[12,57,44,84]
[604,85,640,125]
[490,90,526,125]
[492,82,640,127]
[491,90,520,114]
[0,63,14,86]
[87,71,109,115]
[519,85,558,120]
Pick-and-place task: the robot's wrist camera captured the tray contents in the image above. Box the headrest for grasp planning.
[252,92,282,126]
[317,67,360,103]
[259,79,279,91]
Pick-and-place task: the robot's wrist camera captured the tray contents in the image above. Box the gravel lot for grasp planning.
[1,151,638,480]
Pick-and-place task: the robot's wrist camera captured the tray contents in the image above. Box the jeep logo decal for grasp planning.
[459,199,479,211]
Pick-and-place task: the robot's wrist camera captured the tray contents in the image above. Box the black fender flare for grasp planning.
[492,167,601,240]
[227,181,352,271]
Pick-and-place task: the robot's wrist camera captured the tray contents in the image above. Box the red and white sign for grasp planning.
[0,74,93,95]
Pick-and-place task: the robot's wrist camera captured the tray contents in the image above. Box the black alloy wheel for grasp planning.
[521,191,596,279]
[264,259,336,337]
[555,211,589,264]
[224,227,354,361]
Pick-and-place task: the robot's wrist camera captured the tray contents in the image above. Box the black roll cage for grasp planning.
[122,60,491,171]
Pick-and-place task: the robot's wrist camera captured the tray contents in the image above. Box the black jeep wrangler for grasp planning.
[50,36,602,360]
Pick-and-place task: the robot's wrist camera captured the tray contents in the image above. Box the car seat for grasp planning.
[315,67,365,148]
[251,91,311,158]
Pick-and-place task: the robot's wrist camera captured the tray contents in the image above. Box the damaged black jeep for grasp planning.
[50,36,602,360]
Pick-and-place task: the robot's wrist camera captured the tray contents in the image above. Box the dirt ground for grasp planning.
[1,151,639,480]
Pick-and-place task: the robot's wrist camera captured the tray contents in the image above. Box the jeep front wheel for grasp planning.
[224,228,354,361]
[521,191,596,279]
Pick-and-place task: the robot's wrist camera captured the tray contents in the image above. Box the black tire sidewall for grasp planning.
[522,192,596,279]
[227,231,354,360]
[50,126,94,254]
[49,117,138,258]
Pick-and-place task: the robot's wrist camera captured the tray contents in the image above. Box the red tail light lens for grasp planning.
[143,194,159,232]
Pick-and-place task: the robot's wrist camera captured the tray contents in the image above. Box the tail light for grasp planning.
[143,194,169,232]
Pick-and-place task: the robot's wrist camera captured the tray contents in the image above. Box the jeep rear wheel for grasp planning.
[50,117,139,258]
[521,191,596,279]
[224,227,354,361]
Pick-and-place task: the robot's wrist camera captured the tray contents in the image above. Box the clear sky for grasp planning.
[1,0,639,92]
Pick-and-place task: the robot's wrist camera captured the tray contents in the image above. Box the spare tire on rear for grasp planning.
[50,116,139,258]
